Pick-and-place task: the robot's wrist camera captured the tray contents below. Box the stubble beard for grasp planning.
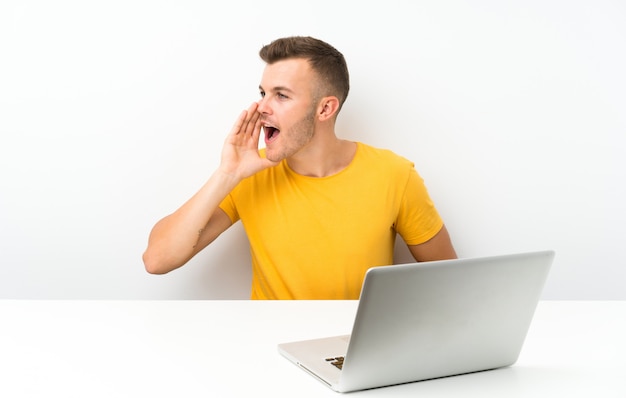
[265,109,317,163]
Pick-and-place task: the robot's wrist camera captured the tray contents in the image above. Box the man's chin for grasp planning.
[264,149,285,163]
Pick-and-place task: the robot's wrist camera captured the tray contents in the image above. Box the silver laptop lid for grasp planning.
[338,250,554,392]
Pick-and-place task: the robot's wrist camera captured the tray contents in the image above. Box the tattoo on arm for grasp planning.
[192,228,204,249]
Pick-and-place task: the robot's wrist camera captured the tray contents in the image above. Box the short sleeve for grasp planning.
[394,166,444,245]
[218,192,240,224]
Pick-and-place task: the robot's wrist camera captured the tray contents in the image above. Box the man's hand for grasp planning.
[219,102,278,180]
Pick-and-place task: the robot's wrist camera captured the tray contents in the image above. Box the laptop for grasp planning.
[278,250,555,393]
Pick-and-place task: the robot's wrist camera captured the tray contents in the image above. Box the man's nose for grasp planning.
[257,98,271,114]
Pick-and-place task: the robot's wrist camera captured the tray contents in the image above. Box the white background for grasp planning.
[1,0,624,299]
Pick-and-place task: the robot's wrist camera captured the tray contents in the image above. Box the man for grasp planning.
[143,36,457,299]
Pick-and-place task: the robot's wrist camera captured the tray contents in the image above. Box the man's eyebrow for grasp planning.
[259,85,294,93]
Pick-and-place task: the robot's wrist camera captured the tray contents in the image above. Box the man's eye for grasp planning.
[259,91,266,98]
[277,93,288,99]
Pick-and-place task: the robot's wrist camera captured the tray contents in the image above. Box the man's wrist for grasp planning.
[213,166,243,189]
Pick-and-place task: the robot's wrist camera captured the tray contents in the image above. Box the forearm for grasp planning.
[142,169,240,274]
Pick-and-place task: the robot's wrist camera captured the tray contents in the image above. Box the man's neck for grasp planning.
[286,135,357,178]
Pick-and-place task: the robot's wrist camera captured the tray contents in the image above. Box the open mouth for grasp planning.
[264,125,280,142]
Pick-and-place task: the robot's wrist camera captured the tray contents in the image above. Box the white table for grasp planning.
[1,300,624,397]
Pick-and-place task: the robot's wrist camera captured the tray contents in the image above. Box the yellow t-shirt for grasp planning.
[219,142,443,300]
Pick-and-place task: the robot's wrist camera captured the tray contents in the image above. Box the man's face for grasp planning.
[258,58,319,162]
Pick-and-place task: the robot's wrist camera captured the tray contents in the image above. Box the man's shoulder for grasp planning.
[356,142,414,168]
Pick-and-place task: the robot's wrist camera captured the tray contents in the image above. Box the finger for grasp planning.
[246,101,259,115]
[250,113,263,141]
[243,110,261,138]
[230,102,258,136]
[241,103,260,136]
[230,109,248,137]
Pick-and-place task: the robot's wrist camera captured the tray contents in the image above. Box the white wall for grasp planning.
[1,0,624,299]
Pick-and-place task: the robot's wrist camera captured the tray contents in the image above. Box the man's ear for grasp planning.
[317,96,340,121]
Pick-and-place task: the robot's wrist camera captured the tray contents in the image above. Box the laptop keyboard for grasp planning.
[325,356,345,370]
